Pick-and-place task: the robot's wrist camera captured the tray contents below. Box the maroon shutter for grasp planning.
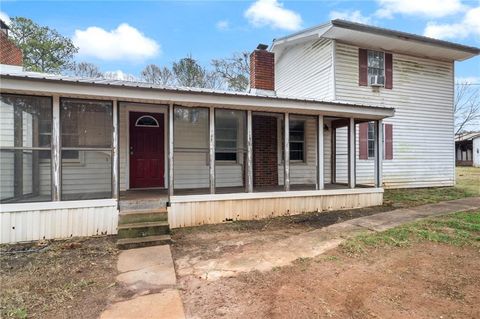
[384,124,393,160]
[359,48,368,86]
[359,122,369,160]
[385,53,393,89]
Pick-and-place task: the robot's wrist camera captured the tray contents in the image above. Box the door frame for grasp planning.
[123,102,168,190]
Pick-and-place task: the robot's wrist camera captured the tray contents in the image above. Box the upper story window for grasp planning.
[359,48,392,89]
[367,50,385,86]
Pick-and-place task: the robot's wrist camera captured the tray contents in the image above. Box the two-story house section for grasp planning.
[272,19,480,188]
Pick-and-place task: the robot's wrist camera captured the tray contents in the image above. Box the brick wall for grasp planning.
[250,49,274,91]
[0,32,23,66]
[253,115,278,186]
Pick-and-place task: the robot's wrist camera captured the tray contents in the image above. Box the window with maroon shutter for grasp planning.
[384,123,393,160]
[359,122,375,160]
[358,48,368,86]
[359,122,368,159]
[385,53,393,89]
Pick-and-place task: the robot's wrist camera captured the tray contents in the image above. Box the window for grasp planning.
[135,115,159,127]
[0,94,52,203]
[60,98,113,200]
[367,50,385,85]
[368,122,375,158]
[289,120,305,161]
[215,117,238,161]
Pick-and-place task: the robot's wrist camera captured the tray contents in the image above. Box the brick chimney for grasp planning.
[249,44,275,94]
[0,20,23,67]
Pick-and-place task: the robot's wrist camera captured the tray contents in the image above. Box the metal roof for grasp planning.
[272,19,480,61]
[0,69,391,111]
[455,132,480,142]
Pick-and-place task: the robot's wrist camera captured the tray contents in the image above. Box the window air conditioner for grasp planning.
[370,75,385,87]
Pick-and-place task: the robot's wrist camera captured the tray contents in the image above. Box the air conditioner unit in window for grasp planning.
[370,75,385,87]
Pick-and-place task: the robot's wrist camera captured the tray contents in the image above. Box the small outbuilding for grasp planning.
[455,132,480,167]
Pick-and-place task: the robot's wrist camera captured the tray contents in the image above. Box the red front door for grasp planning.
[129,112,165,188]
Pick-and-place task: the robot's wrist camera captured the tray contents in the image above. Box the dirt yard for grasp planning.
[0,237,122,319]
[178,242,479,319]
[175,210,480,319]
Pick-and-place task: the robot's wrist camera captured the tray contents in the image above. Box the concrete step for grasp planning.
[119,198,169,211]
[117,221,170,239]
[119,209,168,225]
[117,234,172,250]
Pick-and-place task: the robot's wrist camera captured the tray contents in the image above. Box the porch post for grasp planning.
[112,100,119,199]
[13,106,23,198]
[168,103,174,197]
[348,117,356,188]
[331,126,336,184]
[52,95,61,201]
[284,113,290,191]
[209,106,215,194]
[375,120,383,187]
[317,115,324,190]
[247,110,253,193]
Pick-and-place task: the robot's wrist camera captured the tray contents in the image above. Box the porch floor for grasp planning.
[119,183,375,201]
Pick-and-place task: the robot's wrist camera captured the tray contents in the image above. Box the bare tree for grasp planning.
[71,62,103,78]
[212,51,250,92]
[172,55,223,89]
[455,81,480,134]
[140,64,174,86]
[103,70,137,82]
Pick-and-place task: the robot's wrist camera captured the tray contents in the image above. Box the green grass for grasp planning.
[341,210,480,255]
[383,167,480,208]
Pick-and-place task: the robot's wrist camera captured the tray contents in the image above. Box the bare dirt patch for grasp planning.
[171,205,390,262]
[0,237,122,319]
[178,242,480,319]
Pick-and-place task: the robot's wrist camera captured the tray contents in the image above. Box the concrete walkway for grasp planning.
[176,197,480,281]
[100,245,185,319]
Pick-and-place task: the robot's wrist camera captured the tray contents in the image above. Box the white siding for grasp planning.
[0,202,118,244]
[334,42,455,188]
[1,103,15,199]
[61,151,111,196]
[275,38,334,101]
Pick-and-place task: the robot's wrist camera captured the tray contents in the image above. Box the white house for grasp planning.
[0,20,478,246]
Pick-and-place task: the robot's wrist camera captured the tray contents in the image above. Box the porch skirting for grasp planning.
[0,200,118,244]
[168,188,384,228]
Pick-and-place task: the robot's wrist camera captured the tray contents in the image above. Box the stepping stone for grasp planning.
[100,289,185,319]
[117,245,177,292]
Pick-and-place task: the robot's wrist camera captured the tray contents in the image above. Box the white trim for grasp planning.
[0,198,117,213]
[317,115,324,190]
[123,103,168,190]
[1,78,395,119]
[170,187,383,203]
[332,39,337,100]
[135,115,160,127]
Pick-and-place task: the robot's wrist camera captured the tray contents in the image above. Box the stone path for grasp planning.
[175,197,480,281]
[100,245,185,319]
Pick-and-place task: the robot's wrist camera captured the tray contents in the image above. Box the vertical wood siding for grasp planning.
[0,205,118,244]
[168,190,383,228]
